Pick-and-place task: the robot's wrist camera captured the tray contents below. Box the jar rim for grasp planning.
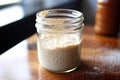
[35,9,84,33]
[37,9,83,19]
[36,9,84,24]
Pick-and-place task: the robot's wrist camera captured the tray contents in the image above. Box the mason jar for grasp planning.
[35,9,84,73]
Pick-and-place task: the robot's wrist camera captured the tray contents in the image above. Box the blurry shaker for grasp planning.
[94,0,120,36]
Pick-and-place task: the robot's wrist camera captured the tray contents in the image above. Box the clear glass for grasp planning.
[35,9,84,73]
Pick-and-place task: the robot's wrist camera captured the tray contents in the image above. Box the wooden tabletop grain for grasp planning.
[0,26,120,80]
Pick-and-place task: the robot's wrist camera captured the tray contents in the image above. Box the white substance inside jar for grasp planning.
[37,34,81,72]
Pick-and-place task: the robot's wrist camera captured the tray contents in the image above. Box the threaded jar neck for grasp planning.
[36,9,84,33]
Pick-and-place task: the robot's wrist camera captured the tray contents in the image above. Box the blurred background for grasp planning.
[0,0,120,54]
[0,0,100,54]
[0,0,97,27]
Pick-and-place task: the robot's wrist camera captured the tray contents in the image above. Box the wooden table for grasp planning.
[0,26,120,80]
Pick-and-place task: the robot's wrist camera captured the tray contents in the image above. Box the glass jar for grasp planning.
[35,9,84,73]
[94,0,120,36]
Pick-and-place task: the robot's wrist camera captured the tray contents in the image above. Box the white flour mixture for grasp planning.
[37,34,81,72]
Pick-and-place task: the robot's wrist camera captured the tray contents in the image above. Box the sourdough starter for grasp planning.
[37,34,81,72]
